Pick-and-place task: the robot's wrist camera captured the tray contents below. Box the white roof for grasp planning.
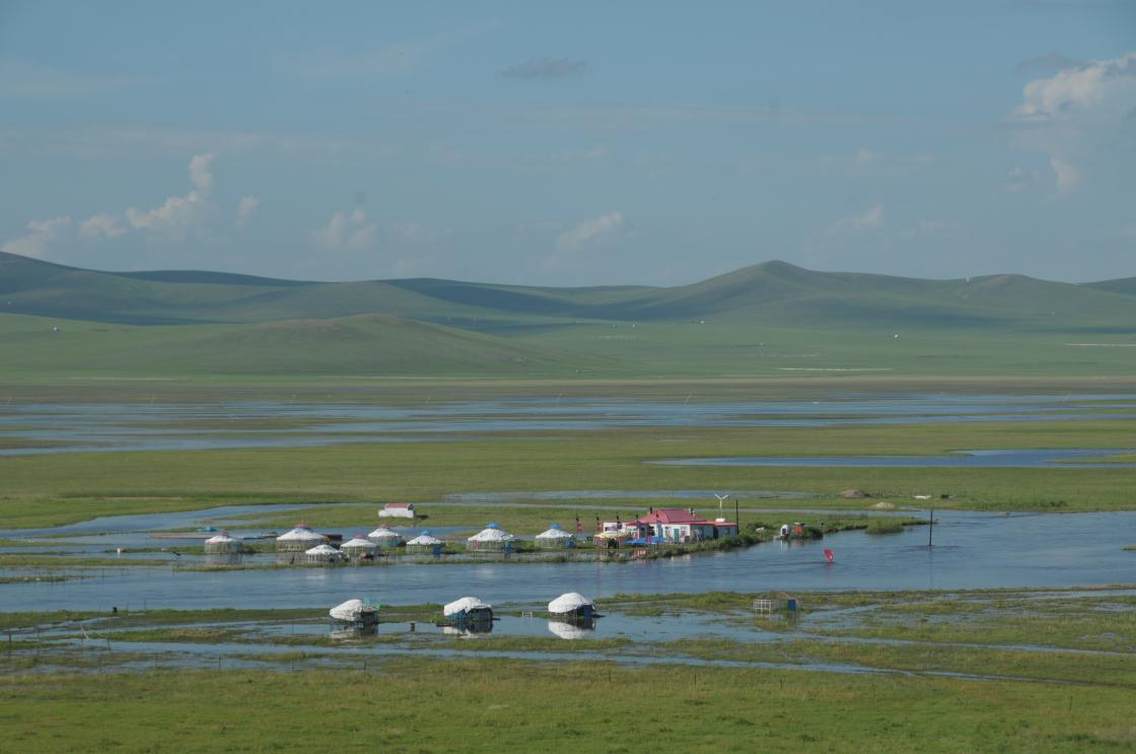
[305,544,340,556]
[368,527,402,539]
[204,533,237,544]
[468,527,515,543]
[329,599,364,621]
[547,620,589,640]
[535,527,574,540]
[277,527,325,542]
[548,592,594,614]
[443,596,491,617]
[341,537,378,550]
[407,533,442,546]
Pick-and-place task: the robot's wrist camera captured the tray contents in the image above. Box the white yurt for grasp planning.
[204,531,241,554]
[367,526,404,549]
[534,523,576,549]
[304,543,344,564]
[340,536,379,559]
[275,525,327,553]
[329,598,378,626]
[443,596,493,624]
[548,592,596,620]
[405,530,443,554]
[466,523,516,552]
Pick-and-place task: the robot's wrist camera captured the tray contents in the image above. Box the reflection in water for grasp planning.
[329,624,378,641]
[443,621,494,637]
[547,616,597,640]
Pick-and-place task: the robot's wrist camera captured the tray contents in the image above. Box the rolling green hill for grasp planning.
[2,252,1134,379]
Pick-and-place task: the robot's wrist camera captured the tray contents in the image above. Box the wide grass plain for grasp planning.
[3,255,1136,751]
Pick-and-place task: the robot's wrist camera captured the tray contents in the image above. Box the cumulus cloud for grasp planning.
[124,152,214,235]
[2,152,253,261]
[832,204,884,233]
[78,213,126,240]
[556,212,624,251]
[236,195,260,226]
[498,58,588,80]
[1012,52,1136,193]
[314,209,377,250]
[1,216,72,258]
[1049,157,1081,193]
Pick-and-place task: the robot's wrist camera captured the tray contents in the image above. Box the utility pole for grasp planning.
[735,498,740,532]
[928,506,934,548]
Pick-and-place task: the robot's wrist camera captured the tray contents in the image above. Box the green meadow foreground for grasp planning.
[2,589,1134,753]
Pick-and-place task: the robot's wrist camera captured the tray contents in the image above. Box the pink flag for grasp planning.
[823,548,835,563]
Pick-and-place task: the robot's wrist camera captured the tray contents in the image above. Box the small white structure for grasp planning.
[204,532,241,554]
[329,598,378,626]
[276,525,327,553]
[466,523,515,552]
[443,596,493,624]
[367,526,404,549]
[534,524,576,549]
[340,537,379,559]
[405,531,443,554]
[548,592,596,620]
[304,544,344,564]
[379,502,416,519]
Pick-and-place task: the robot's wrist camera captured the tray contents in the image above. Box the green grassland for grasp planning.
[3,417,1136,529]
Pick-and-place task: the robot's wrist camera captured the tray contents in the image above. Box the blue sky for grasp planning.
[1,1,1133,284]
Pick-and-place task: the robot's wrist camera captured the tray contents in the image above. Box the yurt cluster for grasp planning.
[329,591,599,636]
[266,520,580,565]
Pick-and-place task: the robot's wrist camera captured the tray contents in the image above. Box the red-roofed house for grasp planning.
[601,508,738,543]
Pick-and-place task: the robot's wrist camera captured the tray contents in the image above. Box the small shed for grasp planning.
[204,531,241,554]
[379,502,416,519]
[548,592,596,620]
[534,523,576,549]
[276,525,327,553]
[367,526,404,548]
[405,530,443,554]
[466,523,515,552]
[340,536,379,559]
[443,596,493,624]
[304,544,344,564]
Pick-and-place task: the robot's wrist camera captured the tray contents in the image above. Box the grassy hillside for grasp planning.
[0,312,585,378]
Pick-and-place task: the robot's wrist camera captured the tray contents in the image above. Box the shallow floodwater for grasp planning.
[2,393,1135,455]
[3,511,1133,612]
[655,448,1136,469]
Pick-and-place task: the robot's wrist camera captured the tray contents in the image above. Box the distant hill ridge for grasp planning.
[2,251,1135,333]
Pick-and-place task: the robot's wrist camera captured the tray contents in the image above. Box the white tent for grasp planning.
[304,543,344,563]
[341,537,379,556]
[367,527,404,547]
[329,598,378,626]
[204,532,241,554]
[535,525,575,548]
[443,596,492,619]
[548,592,595,617]
[466,524,515,551]
[406,531,443,553]
[276,526,326,552]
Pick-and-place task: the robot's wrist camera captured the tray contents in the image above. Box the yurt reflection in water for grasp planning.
[547,619,596,639]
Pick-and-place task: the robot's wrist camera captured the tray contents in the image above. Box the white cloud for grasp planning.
[78,213,126,240]
[833,204,884,234]
[556,212,624,251]
[125,152,214,235]
[189,153,215,193]
[1,216,72,258]
[1049,157,1081,193]
[236,195,260,226]
[314,209,377,250]
[1012,52,1136,194]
